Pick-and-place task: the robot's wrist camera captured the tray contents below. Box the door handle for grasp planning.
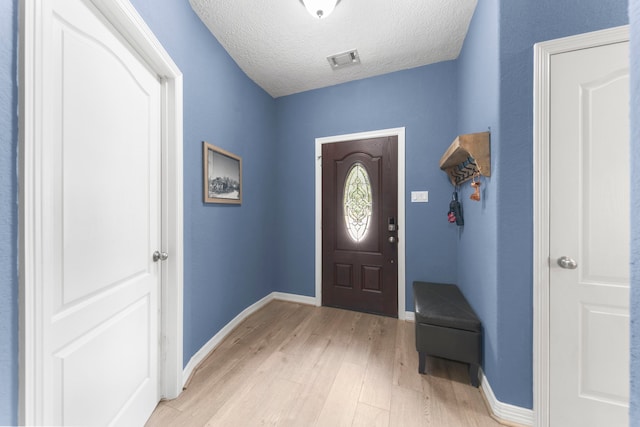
[153,251,169,262]
[557,256,577,269]
[388,236,398,244]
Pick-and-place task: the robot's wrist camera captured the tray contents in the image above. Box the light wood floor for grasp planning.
[146,301,503,427]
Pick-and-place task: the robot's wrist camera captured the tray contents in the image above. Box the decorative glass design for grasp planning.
[343,163,373,242]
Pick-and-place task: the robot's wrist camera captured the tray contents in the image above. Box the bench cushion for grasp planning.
[413,281,481,333]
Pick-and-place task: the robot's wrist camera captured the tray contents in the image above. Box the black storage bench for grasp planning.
[413,281,482,387]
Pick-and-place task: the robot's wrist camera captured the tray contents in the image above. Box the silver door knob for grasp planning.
[153,251,169,262]
[557,256,577,269]
[388,236,398,244]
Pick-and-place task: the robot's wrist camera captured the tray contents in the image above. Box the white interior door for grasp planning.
[549,40,629,426]
[40,0,162,425]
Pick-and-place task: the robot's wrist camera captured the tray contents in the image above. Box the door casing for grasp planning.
[532,25,630,427]
[18,0,184,424]
[315,128,406,319]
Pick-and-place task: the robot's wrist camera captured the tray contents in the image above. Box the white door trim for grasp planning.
[532,25,629,427]
[315,127,406,319]
[18,0,184,424]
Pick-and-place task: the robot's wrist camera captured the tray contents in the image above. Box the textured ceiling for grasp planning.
[189,0,478,98]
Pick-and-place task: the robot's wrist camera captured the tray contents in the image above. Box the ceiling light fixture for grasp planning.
[299,0,340,19]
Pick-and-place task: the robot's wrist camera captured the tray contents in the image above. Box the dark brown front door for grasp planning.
[321,136,398,317]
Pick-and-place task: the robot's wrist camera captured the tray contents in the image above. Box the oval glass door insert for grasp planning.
[343,163,373,242]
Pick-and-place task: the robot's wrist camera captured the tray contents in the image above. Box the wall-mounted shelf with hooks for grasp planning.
[439,131,491,186]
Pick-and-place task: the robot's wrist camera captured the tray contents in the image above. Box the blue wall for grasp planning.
[455,0,502,405]
[0,0,18,424]
[274,62,460,310]
[493,0,628,409]
[453,0,629,409]
[630,0,640,423]
[128,0,279,364]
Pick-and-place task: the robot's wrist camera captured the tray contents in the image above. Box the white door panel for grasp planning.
[56,298,152,426]
[579,302,629,404]
[579,71,630,285]
[42,0,162,425]
[549,41,629,426]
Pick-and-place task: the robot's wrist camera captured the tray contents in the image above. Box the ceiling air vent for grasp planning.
[327,49,360,70]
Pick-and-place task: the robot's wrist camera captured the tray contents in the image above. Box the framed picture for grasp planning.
[203,142,242,204]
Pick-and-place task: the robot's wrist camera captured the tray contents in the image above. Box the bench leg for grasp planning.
[469,363,480,387]
[418,352,427,374]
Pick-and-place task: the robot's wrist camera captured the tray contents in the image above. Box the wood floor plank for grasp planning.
[157,302,311,425]
[277,332,351,426]
[316,361,366,427]
[352,402,390,427]
[202,350,288,425]
[447,361,501,427]
[393,320,423,392]
[389,385,429,427]
[182,301,302,394]
[204,352,302,426]
[359,316,397,411]
[144,401,182,426]
[424,358,463,427]
[342,311,375,367]
[146,301,505,427]
[280,309,365,426]
[278,307,346,385]
[277,305,341,356]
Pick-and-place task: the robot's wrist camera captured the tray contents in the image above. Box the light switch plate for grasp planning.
[411,191,429,203]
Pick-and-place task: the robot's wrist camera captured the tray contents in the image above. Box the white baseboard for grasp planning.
[480,369,534,426]
[404,311,415,322]
[181,292,315,387]
[270,292,318,306]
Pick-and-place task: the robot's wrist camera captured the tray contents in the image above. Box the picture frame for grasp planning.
[203,141,242,204]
